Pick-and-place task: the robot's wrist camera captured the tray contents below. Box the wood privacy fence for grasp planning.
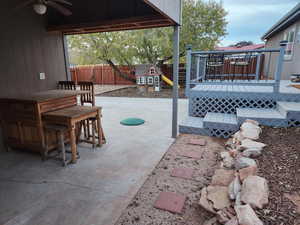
[70,65,135,85]
[70,64,187,86]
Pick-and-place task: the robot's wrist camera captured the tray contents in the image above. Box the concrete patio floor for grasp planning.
[0,97,188,225]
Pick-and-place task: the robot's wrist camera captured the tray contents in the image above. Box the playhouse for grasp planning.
[135,65,162,92]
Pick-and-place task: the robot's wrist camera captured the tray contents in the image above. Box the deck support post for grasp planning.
[172,25,180,138]
[274,41,287,92]
[63,35,71,81]
[185,46,192,97]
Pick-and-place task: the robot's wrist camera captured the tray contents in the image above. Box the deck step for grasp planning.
[203,113,238,130]
[237,108,287,127]
[179,116,208,136]
[277,101,300,116]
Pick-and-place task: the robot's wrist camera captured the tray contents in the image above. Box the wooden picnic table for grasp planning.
[0,89,96,161]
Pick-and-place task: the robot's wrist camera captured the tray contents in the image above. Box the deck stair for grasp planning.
[180,101,300,138]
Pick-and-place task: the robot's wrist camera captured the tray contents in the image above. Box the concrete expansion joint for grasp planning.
[0,177,106,192]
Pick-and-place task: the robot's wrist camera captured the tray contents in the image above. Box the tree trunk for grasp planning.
[105,59,136,83]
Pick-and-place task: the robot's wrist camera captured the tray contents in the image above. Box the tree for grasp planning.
[68,0,227,80]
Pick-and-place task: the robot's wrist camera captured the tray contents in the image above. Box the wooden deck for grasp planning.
[192,80,300,94]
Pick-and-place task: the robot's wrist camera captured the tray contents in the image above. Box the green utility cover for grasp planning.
[120,118,145,126]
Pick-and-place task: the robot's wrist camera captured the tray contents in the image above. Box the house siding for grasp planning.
[0,3,67,97]
[265,20,300,80]
[0,2,67,151]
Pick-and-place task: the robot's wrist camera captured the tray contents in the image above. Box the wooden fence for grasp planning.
[70,64,187,86]
[70,65,135,85]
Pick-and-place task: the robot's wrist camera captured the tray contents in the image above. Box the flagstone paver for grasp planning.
[170,168,195,180]
[154,192,186,214]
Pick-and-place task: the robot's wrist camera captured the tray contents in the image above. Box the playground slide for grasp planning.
[161,75,180,88]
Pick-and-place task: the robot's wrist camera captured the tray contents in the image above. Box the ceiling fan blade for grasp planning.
[15,0,36,10]
[46,1,72,16]
[51,0,72,6]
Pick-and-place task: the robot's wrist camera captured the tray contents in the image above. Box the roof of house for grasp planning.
[135,64,162,76]
[262,3,300,40]
[215,43,265,51]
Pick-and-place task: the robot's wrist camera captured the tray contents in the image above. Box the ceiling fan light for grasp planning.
[33,3,47,15]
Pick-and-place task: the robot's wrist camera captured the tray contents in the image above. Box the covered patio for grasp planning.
[0,0,182,224]
[0,97,187,225]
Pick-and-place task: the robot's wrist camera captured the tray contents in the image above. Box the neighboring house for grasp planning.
[262,3,300,80]
[215,43,265,51]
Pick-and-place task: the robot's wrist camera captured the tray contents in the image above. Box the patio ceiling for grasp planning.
[46,0,179,35]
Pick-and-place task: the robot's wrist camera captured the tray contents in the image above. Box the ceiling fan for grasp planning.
[17,0,72,16]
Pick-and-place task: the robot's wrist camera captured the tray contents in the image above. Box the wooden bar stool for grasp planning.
[78,82,106,148]
[57,81,77,90]
[44,124,80,166]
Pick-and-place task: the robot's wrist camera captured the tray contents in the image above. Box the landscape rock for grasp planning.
[228,176,241,200]
[225,217,238,225]
[220,152,235,169]
[225,138,235,150]
[232,131,245,144]
[244,119,259,126]
[216,207,236,224]
[238,139,266,151]
[242,148,262,158]
[203,217,218,225]
[199,187,216,214]
[240,122,262,140]
[241,176,269,209]
[239,166,258,182]
[235,157,257,170]
[235,204,263,225]
[211,169,235,186]
[207,186,232,211]
[235,192,241,206]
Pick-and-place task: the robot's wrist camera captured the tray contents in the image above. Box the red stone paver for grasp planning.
[188,138,207,146]
[154,192,186,214]
[179,150,203,159]
[171,168,195,179]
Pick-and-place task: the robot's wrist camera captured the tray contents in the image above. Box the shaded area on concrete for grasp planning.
[0,97,187,225]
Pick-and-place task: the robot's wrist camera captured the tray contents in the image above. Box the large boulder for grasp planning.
[211,169,235,186]
[221,152,235,169]
[199,187,216,214]
[239,166,258,182]
[228,176,241,200]
[240,176,269,209]
[232,131,245,144]
[207,186,232,211]
[242,148,262,158]
[235,204,263,225]
[235,157,257,170]
[240,122,262,140]
[238,139,266,151]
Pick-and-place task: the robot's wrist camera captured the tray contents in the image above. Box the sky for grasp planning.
[216,0,299,46]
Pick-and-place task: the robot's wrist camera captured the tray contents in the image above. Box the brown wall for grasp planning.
[0,1,67,97]
[265,20,300,80]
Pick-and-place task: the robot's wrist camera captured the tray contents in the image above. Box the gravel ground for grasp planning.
[256,127,300,225]
[115,134,224,225]
[98,87,187,98]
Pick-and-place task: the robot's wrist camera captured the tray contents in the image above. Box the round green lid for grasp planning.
[120,118,145,126]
